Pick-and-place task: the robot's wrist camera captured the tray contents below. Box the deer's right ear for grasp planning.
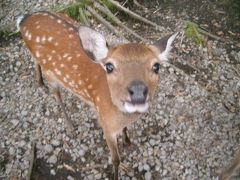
[78,26,109,63]
[150,32,178,62]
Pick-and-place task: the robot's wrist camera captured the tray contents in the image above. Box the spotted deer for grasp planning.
[17,11,177,179]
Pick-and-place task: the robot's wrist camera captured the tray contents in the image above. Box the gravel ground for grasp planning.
[0,0,240,179]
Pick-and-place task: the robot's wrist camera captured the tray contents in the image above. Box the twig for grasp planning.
[107,0,163,31]
[87,6,127,41]
[26,141,36,180]
[133,0,148,11]
[81,164,103,171]
[79,7,89,26]
[94,1,147,42]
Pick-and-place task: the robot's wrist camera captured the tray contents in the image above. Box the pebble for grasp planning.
[50,169,56,175]
[48,155,58,164]
[144,172,152,180]
[1,2,239,180]
[67,175,74,180]
[44,144,53,153]
[51,140,60,147]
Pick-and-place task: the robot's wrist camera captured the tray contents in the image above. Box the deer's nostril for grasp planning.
[127,81,148,104]
[128,89,134,96]
[143,87,148,97]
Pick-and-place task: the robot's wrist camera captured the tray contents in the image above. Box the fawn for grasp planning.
[17,11,177,179]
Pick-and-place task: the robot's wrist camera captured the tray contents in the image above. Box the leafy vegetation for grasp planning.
[185,21,204,46]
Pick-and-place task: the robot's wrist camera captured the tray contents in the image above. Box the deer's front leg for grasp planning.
[34,63,44,87]
[105,132,120,180]
[122,127,131,146]
[52,87,74,134]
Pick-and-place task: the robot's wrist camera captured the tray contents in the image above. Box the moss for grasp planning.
[63,0,91,22]
[185,21,204,46]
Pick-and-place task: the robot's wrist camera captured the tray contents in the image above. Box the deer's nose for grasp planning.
[127,81,148,104]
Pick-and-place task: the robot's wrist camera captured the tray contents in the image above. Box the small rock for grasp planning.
[48,155,57,164]
[144,172,152,180]
[52,140,60,147]
[95,173,102,179]
[67,175,74,180]
[143,164,150,171]
[50,169,56,175]
[18,140,26,148]
[44,144,53,153]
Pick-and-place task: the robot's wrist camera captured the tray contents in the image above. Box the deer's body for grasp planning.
[18,11,177,179]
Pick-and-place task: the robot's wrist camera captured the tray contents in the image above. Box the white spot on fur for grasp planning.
[76,54,81,57]
[47,56,52,61]
[36,36,40,43]
[36,25,41,29]
[57,19,62,24]
[27,33,32,40]
[66,74,70,79]
[88,84,93,89]
[60,64,64,68]
[52,62,56,66]
[67,56,72,61]
[69,34,73,38]
[96,96,100,102]
[48,36,53,42]
[55,68,61,76]
[78,80,82,85]
[41,36,46,42]
[63,77,68,82]
[72,65,78,69]
[35,51,40,58]
[42,59,46,64]
[51,50,56,54]
[63,53,69,58]
[24,30,29,37]
[69,27,74,31]
[54,42,59,46]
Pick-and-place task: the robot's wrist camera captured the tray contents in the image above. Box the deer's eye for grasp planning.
[152,63,160,74]
[105,62,114,74]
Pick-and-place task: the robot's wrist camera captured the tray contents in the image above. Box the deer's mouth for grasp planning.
[122,101,149,113]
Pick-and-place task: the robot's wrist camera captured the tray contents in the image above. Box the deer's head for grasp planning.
[79,26,177,114]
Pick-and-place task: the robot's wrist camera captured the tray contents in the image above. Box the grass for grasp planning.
[185,21,204,46]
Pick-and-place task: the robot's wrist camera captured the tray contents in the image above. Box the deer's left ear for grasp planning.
[149,32,178,62]
[78,26,109,63]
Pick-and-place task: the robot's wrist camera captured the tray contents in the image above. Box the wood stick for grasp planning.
[106,0,163,31]
[26,141,36,180]
[94,1,147,42]
[79,7,90,26]
[87,6,127,41]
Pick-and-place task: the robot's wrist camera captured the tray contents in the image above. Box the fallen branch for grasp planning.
[26,141,36,180]
[79,7,89,26]
[106,0,163,31]
[133,0,148,11]
[94,1,147,42]
[87,6,127,41]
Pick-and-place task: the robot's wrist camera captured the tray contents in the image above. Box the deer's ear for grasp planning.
[78,26,109,62]
[150,32,178,62]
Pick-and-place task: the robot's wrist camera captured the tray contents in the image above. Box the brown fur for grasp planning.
[20,11,163,179]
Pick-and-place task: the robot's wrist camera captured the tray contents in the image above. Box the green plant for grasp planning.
[185,21,204,46]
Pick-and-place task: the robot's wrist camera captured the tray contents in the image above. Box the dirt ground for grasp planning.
[0,0,240,179]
